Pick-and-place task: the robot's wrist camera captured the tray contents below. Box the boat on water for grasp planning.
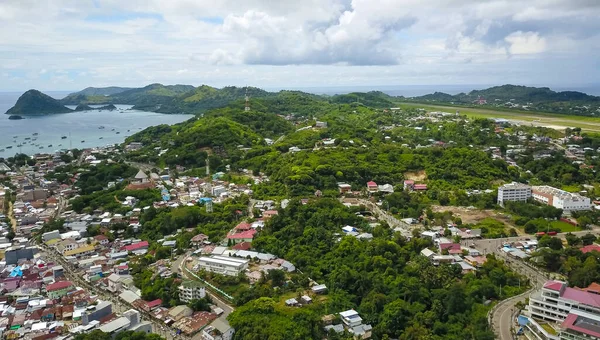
[116,131,120,134]
[0,149,4,152]
[58,144,62,147]
[81,140,85,143]
[16,144,22,147]
[24,137,30,140]
[32,133,38,136]
[99,137,103,139]
[6,146,13,149]
[99,126,105,129]
[61,136,67,139]
[39,146,44,149]
[48,144,52,147]
[111,128,115,131]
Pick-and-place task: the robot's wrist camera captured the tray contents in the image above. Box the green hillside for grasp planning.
[5,90,72,115]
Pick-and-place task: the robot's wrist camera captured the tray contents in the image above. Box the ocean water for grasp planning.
[0,92,193,158]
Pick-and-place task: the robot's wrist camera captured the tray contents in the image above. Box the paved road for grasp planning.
[472,229,599,339]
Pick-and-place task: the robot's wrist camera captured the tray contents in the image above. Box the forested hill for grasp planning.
[406,84,600,116]
[5,89,73,115]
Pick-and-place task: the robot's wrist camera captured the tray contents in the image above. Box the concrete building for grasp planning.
[532,186,591,212]
[523,281,600,340]
[197,256,249,276]
[498,182,532,207]
[46,281,75,299]
[179,280,206,303]
[201,319,235,340]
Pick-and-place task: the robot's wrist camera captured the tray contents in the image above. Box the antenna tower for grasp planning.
[244,87,250,112]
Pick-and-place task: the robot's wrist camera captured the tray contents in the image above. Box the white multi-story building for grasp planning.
[497,182,532,207]
[197,256,249,277]
[532,186,591,212]
[523,281,600,340]
[178,280,206,303]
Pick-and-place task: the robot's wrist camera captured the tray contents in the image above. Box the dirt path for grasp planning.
[8,201,16,232]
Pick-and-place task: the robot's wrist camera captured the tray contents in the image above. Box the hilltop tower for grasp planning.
[244,87,250,112]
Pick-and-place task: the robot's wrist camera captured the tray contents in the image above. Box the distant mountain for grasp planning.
[411,84,600,104]
[60,83,195,107]
[152,85,274,114]
[330,91,396,108]
[72,86,133,96]
[5,90,72,116]
[406,84,600,116]
[60,86,133,105]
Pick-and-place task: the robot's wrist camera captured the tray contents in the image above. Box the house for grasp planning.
[439,243,462,255]
[464,256,487,267]
[285,298,299,306]
[201,319,235,340]
[262,210,278,219]
[94,235,109,246]
[107,274,123,293]
[413,184,428,191]
[366,181,378,193]
[403,180,415,191]
[191,234,209,247]
[226,229,257,244]
[123,241,149,253]
[63,244,95,257]
[420,248,435,259]
[312,284,327,294]
[338,183,352,194]
[300,295,312,304]
[168,305,193,321]
[46,281,74,299]
[340,309,363,328]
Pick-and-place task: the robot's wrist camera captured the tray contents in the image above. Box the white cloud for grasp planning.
[505,31,547,54]
[0,0,598,90]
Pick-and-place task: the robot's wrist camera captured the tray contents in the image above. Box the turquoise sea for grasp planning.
[0,92,193,158]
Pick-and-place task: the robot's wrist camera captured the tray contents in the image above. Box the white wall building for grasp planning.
[522,281,600,340]
[532,186,591,212]
[197,256,249,276]
[178,280,206,303]
[497,182,532,207]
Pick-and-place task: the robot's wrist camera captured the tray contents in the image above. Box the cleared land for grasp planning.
[398,103,600,132]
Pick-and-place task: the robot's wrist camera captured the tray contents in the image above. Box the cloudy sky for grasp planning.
[1,0,599,92]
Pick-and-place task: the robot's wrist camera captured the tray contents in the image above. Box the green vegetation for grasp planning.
[5,89,72,115]
[74,330,163,340]
[549,220,580,232]
[225,198,528,340]
[531,233,600,287]
[404,84,600,117]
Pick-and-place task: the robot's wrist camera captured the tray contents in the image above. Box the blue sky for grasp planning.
[0,0,599,92]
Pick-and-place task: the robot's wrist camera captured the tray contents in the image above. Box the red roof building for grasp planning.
[123,241,149,252]
[232,242,252,251]
[46,281,74,292]
[562,312,600,338]
[234,222,252,231]
[581,244,600,254]
[227,229,257,240]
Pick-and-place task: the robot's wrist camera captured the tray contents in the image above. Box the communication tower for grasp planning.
[244,87,250,112]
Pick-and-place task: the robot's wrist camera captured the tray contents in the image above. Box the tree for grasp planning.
[538,236,563,251]
[577,216,593,229]
[582,233,597,246]
[565,233,581,246]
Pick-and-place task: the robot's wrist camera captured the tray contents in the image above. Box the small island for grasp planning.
[74,103,118,112]
[5,89,72,116]
[8,115,23,120]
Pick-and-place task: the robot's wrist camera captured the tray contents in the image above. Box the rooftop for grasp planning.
[562,311,600,338]
[499,182,531,190]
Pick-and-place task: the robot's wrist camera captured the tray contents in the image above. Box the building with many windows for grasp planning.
[522,281,600,340]
[497,182,532,207]
[531,186,591,212]
[197,256,249,276]
[179,280,206,303]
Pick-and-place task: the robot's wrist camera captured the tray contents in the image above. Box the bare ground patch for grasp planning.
[431,205,523,235]
[404,170,427,181]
